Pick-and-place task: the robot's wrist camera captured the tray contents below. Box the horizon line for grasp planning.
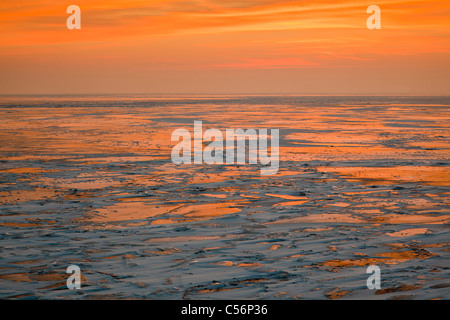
[1,93,449,97]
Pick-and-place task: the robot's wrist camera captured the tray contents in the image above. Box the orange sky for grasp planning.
[0,0,449,95]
